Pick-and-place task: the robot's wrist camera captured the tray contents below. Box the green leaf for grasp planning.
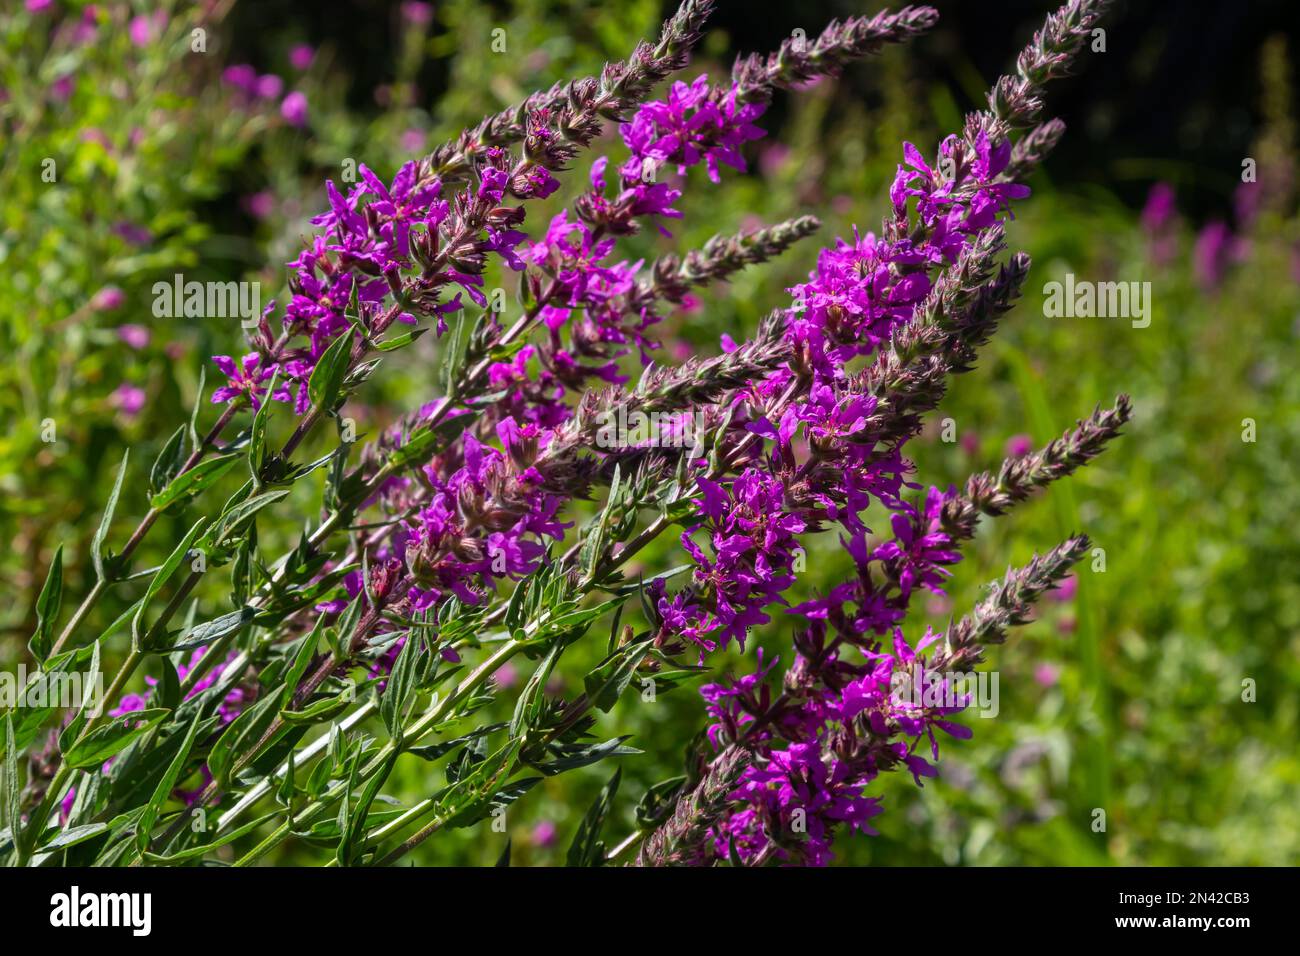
[277,749,296,815]
[141,811,280,863]
[341,748,398,865]
[40,822,109,852]
[29,544,63,664]
[281,622,323,708]
[536,737,641,776]
[165,606,256,652]
[635,776,687,829]
[131,518,207,650]
[155,655,181,711]
[150,426,188,496]
[279,693,353,726]
[136,712,204,854]
[63,708,169,770]
[436,739,521,830]
[582,636,654,714]
[566,767,620,867]
[380,633,421,740]
[308,329,354,413]
[188,367,206,453]
[207,693,281,786]
[389,411,476,471]
[92,449,130,581]
[510,640,564,739]
[247,369,279,481]
[4,715,21,859]
[150,453,239,512]
[406,723,506,762]
[581,464,621,579]
[374,327,428,351]
[203,490,289,555]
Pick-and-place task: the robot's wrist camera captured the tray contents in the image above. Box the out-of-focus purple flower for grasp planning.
[1051,573,1077,602]
[116,324,150,349]
[111,384,146,417]
[401,1,433,25]
[1034,663,1060,687]
[222,64,258,94]
[1140,182,1176,234]
[532,820,557,848]
[90,286,125,311]
[1140,182,1178,267]
[1005,434,1034,458]
[1193,220,1233,290]
[400,127,425,153]
[281,90,308,127]
[50,75,73,101]
[112,221,152,246]
[759,142,790,178]
[242,191,274,220]
[1233,180,1261,231]
[26,0,54,13]
[289,44,315,71]
[129,12,165,47]
[256,73,285,99]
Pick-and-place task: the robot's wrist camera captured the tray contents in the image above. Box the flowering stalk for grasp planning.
[4,0,1133,872]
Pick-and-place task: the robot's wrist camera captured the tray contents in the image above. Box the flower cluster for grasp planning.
[22,0,1133,872]
[633,0,1120,865]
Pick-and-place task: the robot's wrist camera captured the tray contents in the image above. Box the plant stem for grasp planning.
[47,402,239,658]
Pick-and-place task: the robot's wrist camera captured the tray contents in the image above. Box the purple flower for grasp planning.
[116,324,150,349]
[90,286,125,311]
[401,2,433,25]
[289,44,315,71]
[256,73,285,100]
[109,385,145,418]
[211,353,286,408]
[223,64,258,95]
[619,74,766,184]
[1193,220,1233,290]
[281,90,308,127]
[129,13,165,47]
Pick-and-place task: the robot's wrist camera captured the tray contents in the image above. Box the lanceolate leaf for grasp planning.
[308,329,354,413]
[582,636,654,714]
[150,426,188,496]
[136,711,205,854]
[29,543,63,664]
[436,739,521,830]
[165,606,257,652]
[150,453,240,512]
[63,708,170,770]
[92,449,130,582]
[131,518,208,650]
[4,715,21,859]
[141,811,280,864]
[566,767,621,867]
[207,692,282,787]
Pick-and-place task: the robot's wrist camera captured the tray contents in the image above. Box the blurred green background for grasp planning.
[2,0,1297,865]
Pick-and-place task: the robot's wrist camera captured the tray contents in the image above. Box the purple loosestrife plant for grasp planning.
[4,0,1128,870]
